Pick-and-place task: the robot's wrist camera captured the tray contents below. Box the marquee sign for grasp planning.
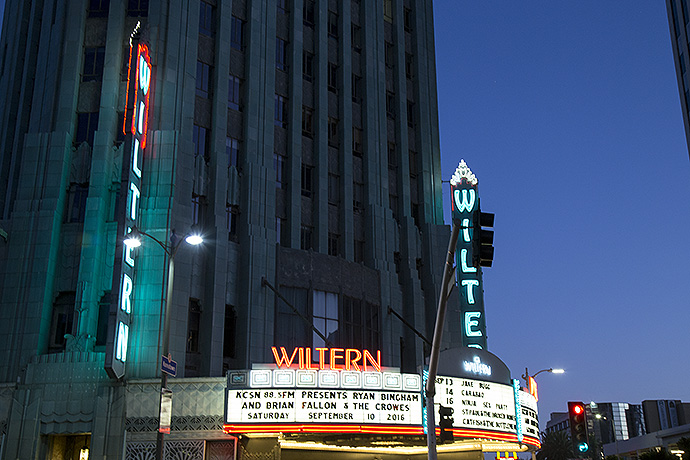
[224,367,539,447]
[105,41,152,379]
[450,160,487,350]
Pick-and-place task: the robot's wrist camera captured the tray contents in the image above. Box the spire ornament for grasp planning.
[450,160,478,186]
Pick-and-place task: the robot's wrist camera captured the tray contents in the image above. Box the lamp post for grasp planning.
[522,367,564,460]
[123,227,203,460]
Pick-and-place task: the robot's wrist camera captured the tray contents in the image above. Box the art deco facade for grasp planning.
[0,0,459,457]
[667,0,690,157]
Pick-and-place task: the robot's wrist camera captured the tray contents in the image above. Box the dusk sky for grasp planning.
[433,1,690,429]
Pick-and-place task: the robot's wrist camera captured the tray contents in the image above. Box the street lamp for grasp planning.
[522,367,565,382]
[123,226,203,460]
[522,367,564,403]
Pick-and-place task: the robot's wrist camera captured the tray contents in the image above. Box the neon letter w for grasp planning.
[454,188,476,213]
[272,346,299,368]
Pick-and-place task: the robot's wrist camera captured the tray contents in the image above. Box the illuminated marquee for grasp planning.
[105,42,152,379]
[450,160,487,349]
[224,368,539,447]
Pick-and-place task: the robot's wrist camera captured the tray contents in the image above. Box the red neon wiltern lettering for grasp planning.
[132,44,151,148]
[271,346,299,368]
[329,348,344,370]
[315,348,328,370]
[345,348,362,371]
[363,349,381,372]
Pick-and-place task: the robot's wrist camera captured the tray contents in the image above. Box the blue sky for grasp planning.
[433,1,690,428]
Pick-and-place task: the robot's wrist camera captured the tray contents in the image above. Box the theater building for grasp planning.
[0,0,538,458]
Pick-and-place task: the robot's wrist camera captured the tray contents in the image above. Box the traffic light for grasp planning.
[473,209,494,267]
[439,405,454,443]
[568,401,589,454]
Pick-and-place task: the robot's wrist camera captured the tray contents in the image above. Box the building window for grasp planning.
[274,94,287,127]
[386,92,395,118]
[409,149,418,177]
[389,193,398,220]
[199,1,215,36]
[187,298,201,353]
[407,100,415,127]
[328,11,338,37]
[328,117,338,146]
[352,75,362,103]
[274,153,286,189]
[342,296,380,350]
[303,52,314,82]
[75,112,99,146]
[196,61,212,98]
[65,183,89,223]
[301,163,313,197]
[405,53,413,78]
[383,0,393,23]
[404,7,412,31]
[127,0,148,17]
[193,125,209,161]
[228,75,241,110]
[275,287,309,350]
[353,181,363,211]
[276,38,288,71]
[224,305,237,358]
[82,47,105,82]
[351,24,362,52]
[313,290,338,348]
[231,16,245,50]
[387,142,396,168]
[226,137,239,168]
[328,233,339,256]
[88,0,110,17]
[49,292,75,353]
[412,203,420,228]
[300,225,313,250]
[385,41,394,68]
[277,0,288,15]
[328,174,339,204]
[192,193,202,225]
[352,127,363,156]
[302,106,314,137]
[328,63,338,92]
[303,1,315,27]
[354,240,364,263]
[226,204,238,241]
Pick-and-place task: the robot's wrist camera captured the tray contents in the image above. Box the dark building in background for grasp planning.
[642,400,689,433]
[0,0,459,458]
[667,0,690,157]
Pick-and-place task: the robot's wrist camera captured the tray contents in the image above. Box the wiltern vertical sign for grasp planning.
[450,160,487,350]
[105,41,152,379]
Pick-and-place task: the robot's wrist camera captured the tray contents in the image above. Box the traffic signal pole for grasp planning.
[426,221,460,460]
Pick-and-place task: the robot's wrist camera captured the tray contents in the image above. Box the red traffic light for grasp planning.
[567,401,590,453]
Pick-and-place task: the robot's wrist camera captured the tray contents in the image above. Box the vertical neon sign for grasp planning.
[450,160,487,350]
[513,378,523,443]
[105,42,152,379]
